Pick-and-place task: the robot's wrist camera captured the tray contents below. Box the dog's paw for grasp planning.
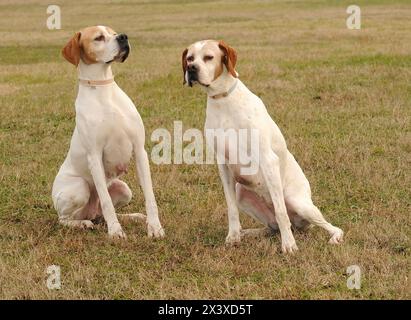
[225,231,241,245]
[329,227,344,244]
[129,213,147,222]
[80,220,95,230]
[118,213,147,223]
[108,222,126,239]
[281,236,298,254]
[147,223,165,238]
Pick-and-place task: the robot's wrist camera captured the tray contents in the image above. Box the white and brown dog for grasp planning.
[52,26,164,239]
[182,40,343,253]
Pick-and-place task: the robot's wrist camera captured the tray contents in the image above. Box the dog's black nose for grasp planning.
[117,33,128,43]
[188,64,198,72]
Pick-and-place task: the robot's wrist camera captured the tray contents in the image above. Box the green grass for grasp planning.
[0,46,61,65]
[0,0,410,299]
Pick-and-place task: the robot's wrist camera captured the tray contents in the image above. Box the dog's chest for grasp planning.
[96,108,136,180]
[205,99,269,198]
[102,128,133,179]
[206,104,246,129]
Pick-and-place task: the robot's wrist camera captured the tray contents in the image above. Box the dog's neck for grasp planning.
[205,68,238,98]
[78,60,114,81]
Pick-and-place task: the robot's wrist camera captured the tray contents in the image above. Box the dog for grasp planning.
[182,40,343,253]
[52,26,164,239]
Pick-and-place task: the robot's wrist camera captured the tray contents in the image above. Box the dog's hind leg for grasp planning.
[108,179,147,223]
[285,197,343,244]
[52,175,95,230]
[283,152,343,244]
[118,213,146,223]
[235,183,279,237]
[59,218,95,229]
[108,179,132,208]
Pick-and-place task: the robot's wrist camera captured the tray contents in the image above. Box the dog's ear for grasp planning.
[62,32,81,66]
[181,48,188,85]
[218,40,238,78]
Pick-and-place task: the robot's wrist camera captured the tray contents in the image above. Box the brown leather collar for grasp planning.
[209,79,238,99]
[79,78,115,87]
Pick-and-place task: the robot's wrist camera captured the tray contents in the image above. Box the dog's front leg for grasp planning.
[87,153,126,239]
[134,148,165,238]
[217,164,242,244]
[260,151,298,253]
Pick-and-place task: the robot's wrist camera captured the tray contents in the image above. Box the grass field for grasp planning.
[0,0,410,299]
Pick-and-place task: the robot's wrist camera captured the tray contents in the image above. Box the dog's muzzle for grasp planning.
[187,64,199,87]
[115,33,130,62]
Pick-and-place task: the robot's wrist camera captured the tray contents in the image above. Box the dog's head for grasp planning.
[182,40,237,87]
[62,26,130,67]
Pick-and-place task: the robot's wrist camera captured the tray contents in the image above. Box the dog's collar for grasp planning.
[208,79,238,99]
[79,78,115,87]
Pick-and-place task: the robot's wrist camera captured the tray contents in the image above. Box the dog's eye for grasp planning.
[94,35,105,41]
[204,55,214,62]
[187,55,194,62]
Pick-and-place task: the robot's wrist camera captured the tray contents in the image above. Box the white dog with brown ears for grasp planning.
[52,26,164,239]
[182,40,343,253]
